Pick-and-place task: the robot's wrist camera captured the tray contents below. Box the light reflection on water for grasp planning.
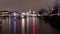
[22,18,25,34]
[32,17,36,34]
[27,16,29,34]
[1,17,60,34]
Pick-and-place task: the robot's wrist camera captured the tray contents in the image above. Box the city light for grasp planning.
[13,12,16,34]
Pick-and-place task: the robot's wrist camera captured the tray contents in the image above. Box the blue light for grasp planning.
[14,16,16,34]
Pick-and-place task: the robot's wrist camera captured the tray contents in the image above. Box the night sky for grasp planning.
[0,0,56,11]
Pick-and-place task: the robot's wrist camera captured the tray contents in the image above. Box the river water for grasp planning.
[0,16,60,34]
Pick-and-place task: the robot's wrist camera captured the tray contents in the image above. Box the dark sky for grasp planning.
[0,0,56,11]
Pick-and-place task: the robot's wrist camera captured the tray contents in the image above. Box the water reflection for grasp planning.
[14,16,16,34]
[32,17,36,34]
[27,16,29,34]
[22,18,25,34]
[1,16,60,34]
